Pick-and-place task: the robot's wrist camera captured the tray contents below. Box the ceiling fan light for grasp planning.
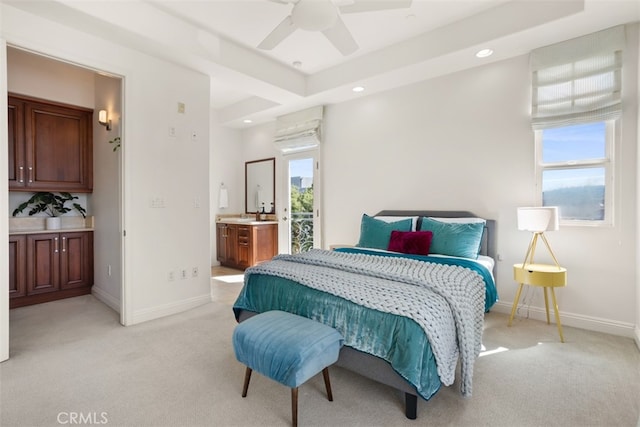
[292,0,338,31]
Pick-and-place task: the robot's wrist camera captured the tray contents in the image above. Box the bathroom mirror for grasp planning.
[245,157,275,214]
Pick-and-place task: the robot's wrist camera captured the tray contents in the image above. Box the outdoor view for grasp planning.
[290,158,314,253]
[541,122,606,221]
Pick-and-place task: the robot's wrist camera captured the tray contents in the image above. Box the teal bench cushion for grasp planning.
[233,311,344,388]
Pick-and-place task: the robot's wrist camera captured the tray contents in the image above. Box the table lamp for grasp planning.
[517,206,560,268]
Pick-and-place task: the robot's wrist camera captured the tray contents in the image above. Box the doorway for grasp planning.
[4,47,125,344]
[282,150,321,254]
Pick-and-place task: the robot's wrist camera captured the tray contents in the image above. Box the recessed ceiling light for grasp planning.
[243,119,252,124]
[292,61,302,68]
[352,86,365,93]
[476,49,493,58]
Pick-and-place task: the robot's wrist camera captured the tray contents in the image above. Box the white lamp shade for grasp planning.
[98,110,108,124]
[517,207,559,232]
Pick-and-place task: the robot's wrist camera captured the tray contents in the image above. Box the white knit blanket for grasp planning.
[246,249,486,397]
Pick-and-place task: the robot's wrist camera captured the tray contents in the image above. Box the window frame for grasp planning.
[534,119,616,227]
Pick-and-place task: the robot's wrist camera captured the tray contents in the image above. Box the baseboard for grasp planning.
[635,326,640,352]
[492,301,636,338]
[130,294,211,325]
[92,286,121,313]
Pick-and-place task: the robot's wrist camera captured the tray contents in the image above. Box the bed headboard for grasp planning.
[374,210,497,262]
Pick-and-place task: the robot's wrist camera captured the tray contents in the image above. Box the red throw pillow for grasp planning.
[387,231,433,255]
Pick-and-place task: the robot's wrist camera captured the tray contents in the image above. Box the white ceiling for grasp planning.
[4,0,640,128]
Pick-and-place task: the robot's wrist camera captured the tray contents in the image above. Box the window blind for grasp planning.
[530,25,625,130]
[273,106,323,153]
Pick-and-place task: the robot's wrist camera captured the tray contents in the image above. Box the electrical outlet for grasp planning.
[192,267,199,277]
[169,126,176,137]
[180,269,188,280]
[168,271,175,281]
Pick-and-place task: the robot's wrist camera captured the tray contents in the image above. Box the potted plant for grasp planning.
[12,192,87,230]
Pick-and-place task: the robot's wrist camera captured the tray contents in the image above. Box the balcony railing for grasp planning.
[291,211,313,254]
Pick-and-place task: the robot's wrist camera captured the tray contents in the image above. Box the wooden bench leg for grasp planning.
[322,367,333,401]
[242,367,252,397]
[291,387,298,427]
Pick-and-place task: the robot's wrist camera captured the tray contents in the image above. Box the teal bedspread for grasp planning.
[232,249,497,401]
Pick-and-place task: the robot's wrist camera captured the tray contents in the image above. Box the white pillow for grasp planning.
[375,216,419,231]
[428,217,486,224]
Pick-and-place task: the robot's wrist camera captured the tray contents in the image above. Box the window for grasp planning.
[536,121,613,224]
[530,25,624,225]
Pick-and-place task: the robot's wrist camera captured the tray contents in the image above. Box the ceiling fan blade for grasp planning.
[339,0,412,14]
[322,15,358,55]
[258,15,298,50]
[331,0,355,6]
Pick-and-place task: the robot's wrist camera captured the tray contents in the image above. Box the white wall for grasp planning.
[92,74,122,312]
[7,47,95,106]
[2,4,211,328]
[240,27,639,338]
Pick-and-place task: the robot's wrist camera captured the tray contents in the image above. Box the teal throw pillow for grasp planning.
[356,214,413,250]
[419,217,485,259]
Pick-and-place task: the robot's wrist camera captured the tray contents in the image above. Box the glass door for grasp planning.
[281,151,321,254]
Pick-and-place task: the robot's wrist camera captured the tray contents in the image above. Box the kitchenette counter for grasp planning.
[9,216,95,235]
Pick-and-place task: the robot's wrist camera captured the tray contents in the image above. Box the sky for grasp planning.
[541,122,606,191]
[289,157,313,179]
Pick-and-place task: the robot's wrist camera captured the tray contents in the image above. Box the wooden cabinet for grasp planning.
[9,231,94,308]
[8,94,93,192]
[217,222,278,270]
[9,235,26,299]
[216,223,238,267]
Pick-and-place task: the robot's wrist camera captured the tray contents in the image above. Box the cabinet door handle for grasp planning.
[54,237,59,253]
[18,166,24,183]
[28,166,33,183]
[62,237,66,253]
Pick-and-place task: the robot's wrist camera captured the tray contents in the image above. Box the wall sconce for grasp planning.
[98,110,112,131]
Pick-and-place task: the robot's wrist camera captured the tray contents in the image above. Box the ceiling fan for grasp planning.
[259,0,413,55]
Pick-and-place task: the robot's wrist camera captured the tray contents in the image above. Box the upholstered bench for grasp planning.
[232,310,344,426]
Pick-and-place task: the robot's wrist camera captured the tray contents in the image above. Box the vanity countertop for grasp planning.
[217,217,277,225]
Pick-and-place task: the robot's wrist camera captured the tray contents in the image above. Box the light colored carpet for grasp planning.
[1,276,639,427]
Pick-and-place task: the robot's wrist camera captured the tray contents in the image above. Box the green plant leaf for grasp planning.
[12,192,86,218]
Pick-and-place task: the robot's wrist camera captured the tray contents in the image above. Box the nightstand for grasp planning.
[508,263,567,342]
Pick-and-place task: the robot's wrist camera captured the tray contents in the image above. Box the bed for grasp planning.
[233,210,497,419]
